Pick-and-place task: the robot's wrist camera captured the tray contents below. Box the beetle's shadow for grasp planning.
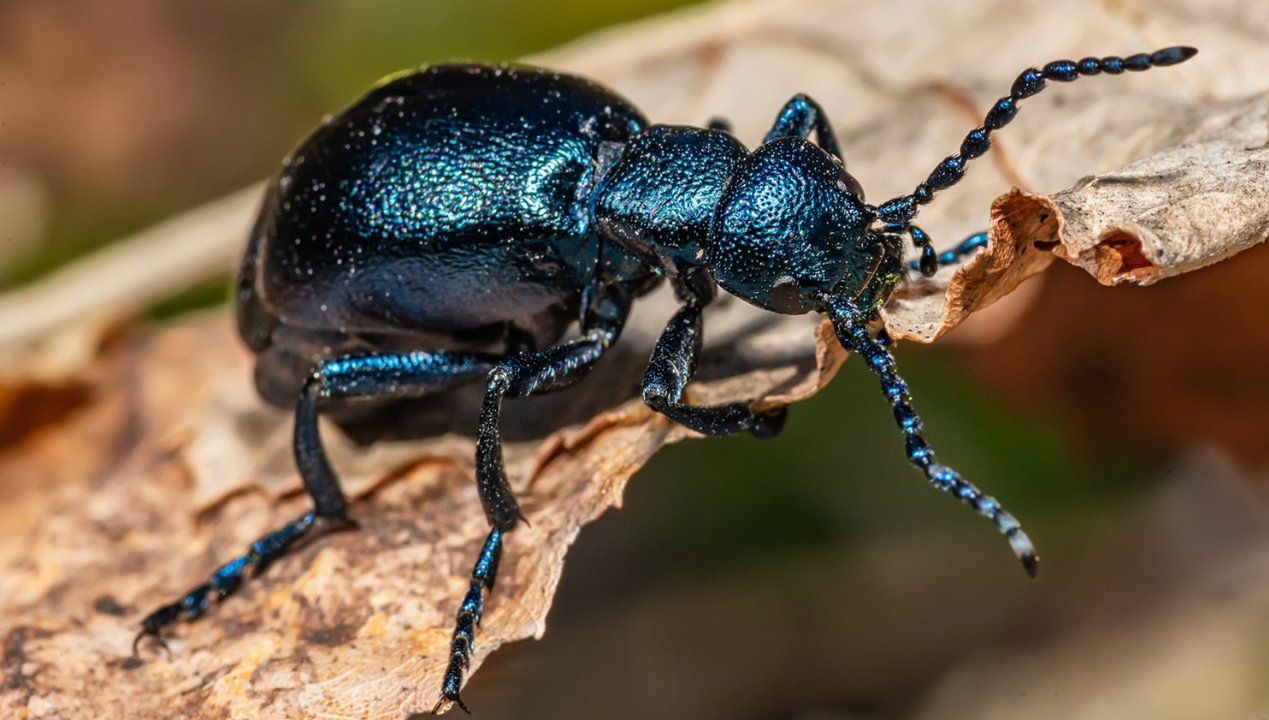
[331,342,648,444]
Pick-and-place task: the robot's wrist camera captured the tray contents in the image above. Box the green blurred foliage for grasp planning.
[288,0,700,97]
[6,0,703,288]
[628,348,1148,588]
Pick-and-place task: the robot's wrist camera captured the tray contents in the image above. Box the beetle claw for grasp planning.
[131,628,170,659]
[749,406,788,439]
[317,513,360,534]
[432,691,471,715]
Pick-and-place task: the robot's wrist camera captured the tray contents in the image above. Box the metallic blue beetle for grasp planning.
[137,48,1197,713]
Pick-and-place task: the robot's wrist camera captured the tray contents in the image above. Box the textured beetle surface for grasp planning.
[135,51,1198,714]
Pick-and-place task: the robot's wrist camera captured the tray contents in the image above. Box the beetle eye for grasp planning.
[838,171,864,200]
[769,275,808,314]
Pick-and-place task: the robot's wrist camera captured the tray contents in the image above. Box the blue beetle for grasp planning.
[136,48,1197,713]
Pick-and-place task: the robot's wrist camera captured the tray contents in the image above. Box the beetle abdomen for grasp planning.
[242,64,647,336]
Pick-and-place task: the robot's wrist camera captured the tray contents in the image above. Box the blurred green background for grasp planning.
[3,2,1265,718]
[2,0,698,287]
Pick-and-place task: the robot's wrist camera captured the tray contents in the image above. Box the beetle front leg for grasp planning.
[905,230,990,275]
[824,295,1038,576]
[134,350,497,654]
[641,288,787,439]
[895,225,991,278]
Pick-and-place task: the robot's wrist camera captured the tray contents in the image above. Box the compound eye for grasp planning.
[839,170,864,201]
[769,275,813,314]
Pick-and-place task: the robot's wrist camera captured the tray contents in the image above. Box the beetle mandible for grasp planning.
[135,47,1198,713]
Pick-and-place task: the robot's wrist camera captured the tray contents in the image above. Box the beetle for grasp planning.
[135,47,1197,713]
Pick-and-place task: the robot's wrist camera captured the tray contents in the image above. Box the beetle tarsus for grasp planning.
[131,626,170,658]
[436,529,502,716]
[132,510,322,654]
[432,690,471,715]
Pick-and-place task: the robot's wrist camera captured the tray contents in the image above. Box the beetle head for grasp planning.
[705,137,879,314]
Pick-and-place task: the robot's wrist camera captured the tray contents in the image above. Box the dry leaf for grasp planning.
[1,0,1267,717]
[880,89,1269,342]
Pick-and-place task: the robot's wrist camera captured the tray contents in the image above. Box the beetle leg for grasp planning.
[434,527,501,716]
[640,292,787,439]
[763,93,842,160]
[434,283,631,715]
[824,295,1039,578]
[133,350,498,655]
[706,117,733,133]
[897,227,990,278]
[904,230,990,274]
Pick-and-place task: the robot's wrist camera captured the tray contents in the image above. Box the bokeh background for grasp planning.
[2,1,1267,718]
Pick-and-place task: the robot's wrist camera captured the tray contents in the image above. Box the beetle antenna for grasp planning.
[825,295,1039,577]
[872,46,1197,272]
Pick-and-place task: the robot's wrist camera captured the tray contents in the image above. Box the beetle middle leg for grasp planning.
[640,278,787,439]
[706,117,733,133]
[434,281,632,714]
[764,93,842,160]
[134,350,499,654]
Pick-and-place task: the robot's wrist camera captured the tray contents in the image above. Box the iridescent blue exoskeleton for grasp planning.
[136,47,1197,713]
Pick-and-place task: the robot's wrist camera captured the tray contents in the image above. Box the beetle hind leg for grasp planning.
[133,350,498,655]
[133,511,345,655]
[434,352,607,714]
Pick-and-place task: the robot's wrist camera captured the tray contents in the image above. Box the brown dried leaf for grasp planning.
[0,302,838,718]
[2,0,1267,717]
[884,90,1269,342]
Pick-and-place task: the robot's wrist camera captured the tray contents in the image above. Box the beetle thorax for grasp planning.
[592,125,747,278]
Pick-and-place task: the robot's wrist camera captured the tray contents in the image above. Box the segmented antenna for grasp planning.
[826,297,1038,576]
[875,46,1197,275]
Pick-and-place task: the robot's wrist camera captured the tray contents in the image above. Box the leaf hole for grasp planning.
[1096,229,1155,279]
